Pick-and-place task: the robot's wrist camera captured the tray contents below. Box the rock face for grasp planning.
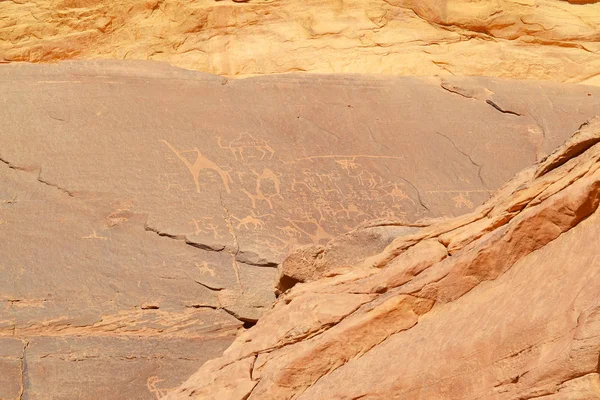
[2,61,600,399]
[165,118,600,400]
[2,0,600,83]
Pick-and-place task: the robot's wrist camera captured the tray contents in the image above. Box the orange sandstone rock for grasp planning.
[2,0,600,83]
[167,119,600,399]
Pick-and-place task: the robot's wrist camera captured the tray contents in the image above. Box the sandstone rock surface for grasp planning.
[2,0,600,83]
[166,118,600,400]
[2,61,600,398]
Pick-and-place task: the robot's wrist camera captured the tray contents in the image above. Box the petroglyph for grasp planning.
[336,202,370,219]
[258,157,425,239]
[81,230,109,240]
[390,203,410,216]
[284,216,335,245]
[278,225,303,239]
[241,168,284,209]
[158,172,189,192]
[291,177,320,194]
[335,158,361,171]
[452,192,474,209]
[351,169,379,188]
[378,209,406,219]
[381,183,416,205]
[189,219,204,235]
[160,138,427,248]
[189,219,224,240]
[161,140,232,193]
[315,171,342,183]
[147,376,176,400]
[333,158,381,188]
[196,261,216,277]
[253,234,295,254]
[235,171,249,183]
[106,202,135,227]
[289,154,405,163]
[241,188,273,210]
[217,133,275,161]
[256,168,281,194]
[292,206,315,221]
[314,197,338,221]
[233,214,268,231]
[105,211,130,227]
[316,171,343,195]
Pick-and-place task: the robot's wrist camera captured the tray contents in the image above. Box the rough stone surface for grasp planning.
[2,1,600,83]
[166,118,600,400]
[3,61,600,398]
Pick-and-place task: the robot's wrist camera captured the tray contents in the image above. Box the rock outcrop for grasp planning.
[165,119,600,399]
[2,0,600,83]
[3,61,600,399]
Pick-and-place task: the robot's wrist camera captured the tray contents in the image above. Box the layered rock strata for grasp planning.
[2,0,600,83]
[167,118,600,400]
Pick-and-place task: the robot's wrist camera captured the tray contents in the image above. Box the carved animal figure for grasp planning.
[161,140,232,193]
[217,133,275,160]
[233,214,266,230]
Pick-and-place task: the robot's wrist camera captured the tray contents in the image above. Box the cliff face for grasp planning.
[165,118,600,400]
[4,1,600,399]
[2,61,600,399]
[2,0,600,83]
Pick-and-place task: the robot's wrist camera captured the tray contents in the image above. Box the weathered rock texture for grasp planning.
[165,118,600,400]
[2,61,600,398]
[2,0,600,83]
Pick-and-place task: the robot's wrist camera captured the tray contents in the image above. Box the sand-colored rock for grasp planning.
[3,61,600,398]
[2,0,600,83]
[166,119,600,399]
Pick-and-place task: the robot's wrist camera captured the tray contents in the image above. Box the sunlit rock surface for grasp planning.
[2,0,600,83]
[166,117,600,400]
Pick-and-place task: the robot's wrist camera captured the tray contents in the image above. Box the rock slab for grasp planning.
[2,61,600,398]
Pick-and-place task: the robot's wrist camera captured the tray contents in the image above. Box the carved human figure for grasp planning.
[452,192,474,209]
